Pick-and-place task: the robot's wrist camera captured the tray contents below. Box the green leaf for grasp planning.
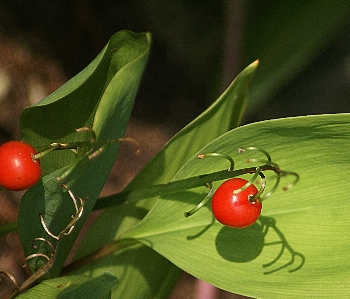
[17,272,117,299]
[123,113,350,298]
[68,242,181,299]
[243,1,350,111]
[17,30,151,278]
[71,61,259,298]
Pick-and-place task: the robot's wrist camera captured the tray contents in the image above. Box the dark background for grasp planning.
[1,1,349,132]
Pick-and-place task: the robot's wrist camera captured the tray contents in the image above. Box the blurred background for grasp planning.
[1,1,349,132]
[0,1,349,298]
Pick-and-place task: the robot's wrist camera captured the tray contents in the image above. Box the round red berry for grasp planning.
[0,141,41,191]
[211,178,262,228]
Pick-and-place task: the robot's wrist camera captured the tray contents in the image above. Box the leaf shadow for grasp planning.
[68,242,180,298]
[186,215,216,240]
[214,215,305,274]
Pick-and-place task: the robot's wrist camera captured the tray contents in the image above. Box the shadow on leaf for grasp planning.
[215,222,264,263]
[259,215,305,274]
[215,215,305,273]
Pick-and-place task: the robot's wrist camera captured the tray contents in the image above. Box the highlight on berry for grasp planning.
[0,141,41,191]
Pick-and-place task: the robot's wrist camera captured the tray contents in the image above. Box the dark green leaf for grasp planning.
[71,61,259,298]
[17,30,151,278]
[17,272,117,299]
[243,1,350,112]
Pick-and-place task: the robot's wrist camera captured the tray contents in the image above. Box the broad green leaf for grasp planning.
[126,59,259,189]
[17,272,117,299]
[67,242,180,299]
[243,1,350,112]
[123,113,350,298]
[72,61,259,298]
[17,30,151,278]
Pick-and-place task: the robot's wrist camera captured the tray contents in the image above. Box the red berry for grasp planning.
[0,141,41,191]
[211,178,262,228]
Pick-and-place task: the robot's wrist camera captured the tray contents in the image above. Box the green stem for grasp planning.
[184,182,213,217]
[0,164,279,236]
[35,140,104,153]
[93,164,277,210]
[61,238,138,275]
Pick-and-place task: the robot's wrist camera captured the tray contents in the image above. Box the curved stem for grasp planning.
[234,167,261,194]
[34,137,131,161]
[249,171,266,203]
[31,237,55,253]
[281,171,300,191]
[260,172,281,201]
[232,167,266,203]
[197,153,235,171]
[184,182,214,217]
[32,144,59,160]
[238,146,272,165]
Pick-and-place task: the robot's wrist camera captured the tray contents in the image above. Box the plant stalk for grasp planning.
[93,164,278,210]
[0,164,279,236]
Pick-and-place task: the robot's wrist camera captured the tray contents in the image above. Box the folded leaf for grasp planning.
[72,61,259,298]
[17,30,151,278]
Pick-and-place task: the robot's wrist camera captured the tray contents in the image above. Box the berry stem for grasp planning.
[0,164,277,236]
[281,171,300,191]
[260,172,281,201]
[197,153,235,171]
[93,164,279,210]
[0,161,298,235]
[33,137,139,164]
[32,144,59,160]
[233,167,261,194]
[238,146,272,164]
[184,182,214,217]
[249,171,266,203]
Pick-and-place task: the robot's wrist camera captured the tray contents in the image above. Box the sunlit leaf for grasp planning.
[123,113,350,298]
[71,61,259,298]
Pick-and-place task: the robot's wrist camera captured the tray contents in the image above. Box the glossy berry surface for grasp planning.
[0,141,41,191]
[211,178,262,228]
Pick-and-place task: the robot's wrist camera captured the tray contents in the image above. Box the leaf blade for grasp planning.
[17,30,151,278]
[17,272,118,299]
[123,113,350,298]
[72,61,259,298]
